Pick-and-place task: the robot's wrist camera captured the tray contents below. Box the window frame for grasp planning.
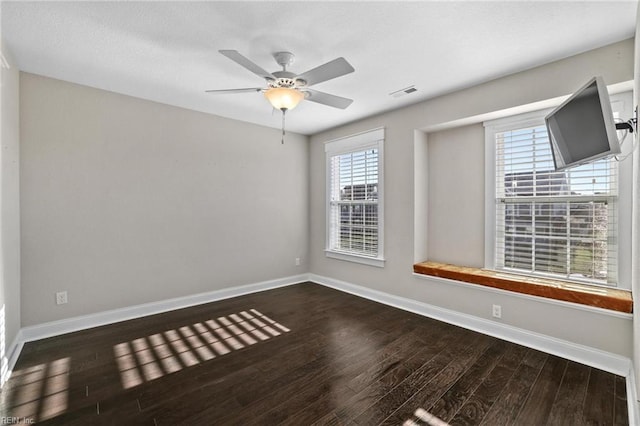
[484,92,633,289]
[325,128,385,267]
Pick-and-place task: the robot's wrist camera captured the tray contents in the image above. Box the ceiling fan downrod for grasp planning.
[273,51,295,72]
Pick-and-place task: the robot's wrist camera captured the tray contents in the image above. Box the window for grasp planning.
[485,92,632,288]
[325,128,384,267]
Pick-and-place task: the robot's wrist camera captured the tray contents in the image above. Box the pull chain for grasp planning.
[281,108,286,144]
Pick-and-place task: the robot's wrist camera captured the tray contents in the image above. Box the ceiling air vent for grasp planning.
[389,85,417,98]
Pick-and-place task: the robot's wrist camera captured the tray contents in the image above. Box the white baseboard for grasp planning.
[1,274,305,390]
[627,364,640,426]
[2,330,25,387]
[310,273,639,425]
[11,272,632,375]
[309,273,632,376]
[5,271,638,424]
[18,274,307,344]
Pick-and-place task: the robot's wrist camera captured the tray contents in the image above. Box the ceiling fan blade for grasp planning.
[304,89,353,109]
[219,50,275,81]
[296,57,354,86]
[205,88,263,94]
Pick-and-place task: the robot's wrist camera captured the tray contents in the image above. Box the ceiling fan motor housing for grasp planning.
[269,75,306,90]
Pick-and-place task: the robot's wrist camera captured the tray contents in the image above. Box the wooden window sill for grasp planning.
[413,261,632,314]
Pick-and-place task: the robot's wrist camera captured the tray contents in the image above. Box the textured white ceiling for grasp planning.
[1,1,637,135]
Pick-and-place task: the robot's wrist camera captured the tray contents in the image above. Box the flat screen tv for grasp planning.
[545,76,620,171]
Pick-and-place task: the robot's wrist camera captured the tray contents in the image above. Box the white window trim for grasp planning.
[325,127,385,267]
[484,111,552,272]
[483,92,633,290]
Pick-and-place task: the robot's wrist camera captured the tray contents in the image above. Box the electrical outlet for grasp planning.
[492,304,502,319]
[56,291,68,305]
[295,257,301,266]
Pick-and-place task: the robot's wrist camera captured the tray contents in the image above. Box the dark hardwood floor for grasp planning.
[0,282,628,425]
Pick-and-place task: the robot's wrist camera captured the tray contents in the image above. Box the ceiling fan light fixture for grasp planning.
[264,87,304,111]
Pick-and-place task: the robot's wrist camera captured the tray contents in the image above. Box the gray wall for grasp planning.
[0,41,21,377]
[310,39,634,357]
[426,124,485,267]
[20,73,309,326]
[12,36,638,369]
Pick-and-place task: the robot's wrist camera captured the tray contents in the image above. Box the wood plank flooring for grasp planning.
[0,282,628,425]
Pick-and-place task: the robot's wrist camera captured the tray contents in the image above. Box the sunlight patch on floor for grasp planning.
[114,309,290,389]
[403,408,450,426]
[7,357,70,423]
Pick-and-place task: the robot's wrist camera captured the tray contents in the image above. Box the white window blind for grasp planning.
[325,128,384,266]
[494,124,618,285]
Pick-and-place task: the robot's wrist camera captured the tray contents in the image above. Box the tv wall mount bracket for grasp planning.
[615,106,638,133]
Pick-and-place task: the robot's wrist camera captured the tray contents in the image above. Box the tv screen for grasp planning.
[545,76,620,171]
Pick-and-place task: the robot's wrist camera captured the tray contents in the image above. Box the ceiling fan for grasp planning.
[207,50,355,111]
